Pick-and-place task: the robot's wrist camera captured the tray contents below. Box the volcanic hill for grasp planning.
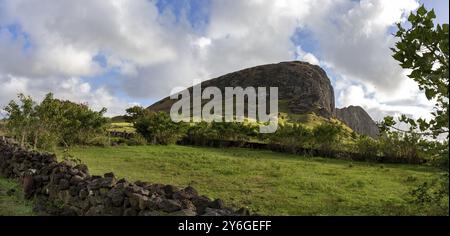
[147,61,379,137]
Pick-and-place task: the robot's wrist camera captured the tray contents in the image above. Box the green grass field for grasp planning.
[0,177,35,216]
[63,145,447,216]
[108,122,135,133]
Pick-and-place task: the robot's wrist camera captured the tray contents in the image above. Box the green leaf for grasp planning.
[409,70,421,78]
[417,5,427,16]
[408,13,416,22]
[392,52,404,61]
[442,24,449,32]
[425,89,437,99]
[427,9,436,20]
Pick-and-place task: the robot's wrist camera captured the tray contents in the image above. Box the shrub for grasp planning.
[0,120,6,136]
[210,121,258,142]
[268,123,312,153]
[86,135,110,147]
[426,140,449,169]
[186,122,214,145]
[355,136,380,161]
[135,112,188,145]
[185,121,258,146]
[3,93,108,149]
[410,173,449,215]
[311,122,345,154]
[125,134,147,146]
[378,132,428,164]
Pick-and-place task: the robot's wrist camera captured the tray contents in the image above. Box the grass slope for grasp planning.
[0,177,35,216]
[108,122,135,133]
[63,145,446,216]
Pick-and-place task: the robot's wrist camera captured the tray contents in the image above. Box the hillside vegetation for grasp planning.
[62,145,448,216]
[0,121,6,136]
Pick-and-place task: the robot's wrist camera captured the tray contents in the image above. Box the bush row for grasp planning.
[130,112,447,165]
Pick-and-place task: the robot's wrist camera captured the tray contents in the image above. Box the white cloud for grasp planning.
[336,77,434,122]
[0,74,133,117]
[0,0,438,122]
[296,46,320,66]
[0,0,177,78]
[304,0,419,91]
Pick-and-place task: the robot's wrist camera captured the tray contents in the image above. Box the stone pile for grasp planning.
[0,138,249,216]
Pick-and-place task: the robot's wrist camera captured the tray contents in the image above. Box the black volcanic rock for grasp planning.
[336,106,379,138]
[148,61,335,118]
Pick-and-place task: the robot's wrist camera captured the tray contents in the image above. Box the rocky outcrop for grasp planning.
[148,61,336,118]
[0,138,248,216]
[336,106,379,138]
[148,61,380,137]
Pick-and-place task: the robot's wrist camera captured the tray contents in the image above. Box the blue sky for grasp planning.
[148,0,449,110]
[156,0,212,32]
[0,0,448,120]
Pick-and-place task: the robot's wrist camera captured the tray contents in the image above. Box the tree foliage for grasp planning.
[390,5,449,207]
[311,122,345,152]
[134,111,188,145]
[390,5,449,138]
[4,93,108,150]
[124,106,148,124]
[267,123,313,153]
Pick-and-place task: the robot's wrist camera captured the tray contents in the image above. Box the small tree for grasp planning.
[4,93,108,150]
[124,106,148,124]
[390,5,449,138]
[268,123,312,152]
[390,4,449,208]
[355,135,380,161]
[4,94,35,147]
[135,112,187,145]
[312,122,345,154]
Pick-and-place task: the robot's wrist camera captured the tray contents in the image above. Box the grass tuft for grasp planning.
[0,177,35,216]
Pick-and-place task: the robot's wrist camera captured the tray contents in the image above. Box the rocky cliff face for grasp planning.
[149,61,335,118]
[148,61,379,137]
[336,106,379,138]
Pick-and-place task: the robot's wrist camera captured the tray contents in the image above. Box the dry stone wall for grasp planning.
[0,138,248,216]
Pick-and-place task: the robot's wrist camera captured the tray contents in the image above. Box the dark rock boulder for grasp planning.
[148,61,336,118]
[336,106,379,138]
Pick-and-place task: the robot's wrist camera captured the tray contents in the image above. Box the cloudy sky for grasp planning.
[0,0,448,121]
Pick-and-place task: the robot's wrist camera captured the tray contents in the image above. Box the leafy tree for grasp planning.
[186,121,213,145]
[210,121,258,142]
[389,4,449,208]
[355,135,380,161]
[0,119,6,136]
[268,123,312,152]
[390,5,449,138]
[134,112,187,145]
[124,106,148,123]
[35,93,108,147]
[379,131,431,163]
[312,122,345,153]
[4,94,35,147]
[4,93,108,149]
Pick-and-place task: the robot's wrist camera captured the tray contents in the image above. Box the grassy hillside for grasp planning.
[0,177,35,216]
[62,145,447,216]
